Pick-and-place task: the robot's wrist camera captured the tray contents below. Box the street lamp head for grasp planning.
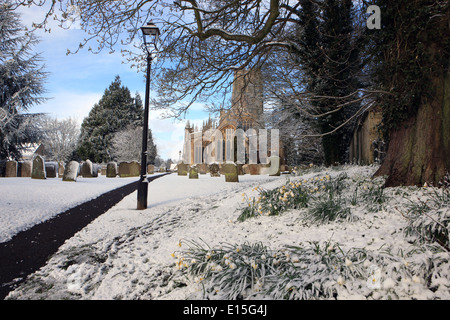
[141,21,160,45]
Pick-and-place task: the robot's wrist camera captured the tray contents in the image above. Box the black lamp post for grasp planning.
[137,21,160,210]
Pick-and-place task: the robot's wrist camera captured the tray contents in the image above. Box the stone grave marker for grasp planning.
[119,161,140,177]
[106,162,117,178]
[147,164,155,174]
[5,160,17,177]
[58,161,65,177]
[177,162,188,176]
[92,163,100,177]
[31,155,46,179]
[81,160,94,177]
[248,164,260,175]
[223,162,239,182]
[63,161,79,182]
[20,161,32,177]
[197,163,208,174]
[209,163,220,177]
[189,166,199,179]
[45,162,58,178]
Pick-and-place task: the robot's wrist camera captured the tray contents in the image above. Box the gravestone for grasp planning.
[5,161,17,177]
[92,163,100,177]
[106,162,118,178]
[20,161,32,177]
[81,160,94,177]
[236,163,244,175]
[242,164,250,175]
[268,156,281,176]
[63,161,79,182]
[209,163,220,177]
[58,161,65,177]
[0,160,6,177]
[101,165,107,176]
[177,162,188,176]
[129,161,140,176]
[31,155,46,179]
[147,164,155,174]
[223,162,239,182]
[189,166,199,179]
[248,164,260,175]
[45,162,58,178]
[197,163,208,174]
[118,161,140,177]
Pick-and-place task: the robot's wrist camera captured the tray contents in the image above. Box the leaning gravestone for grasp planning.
[31,155,46,179]
[20,161,32,177]
[63,161,79,182]
[209,163,220,177]
[223,162,239,182]
[268,156,281,176]
[177,162,188,176]
[81,160,94,177]
[5,161,17,177]
[106,162,117,178]
[189,166,199,179]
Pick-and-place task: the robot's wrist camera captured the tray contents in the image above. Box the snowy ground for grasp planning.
[0,174,161,243]
[3,165,449,300]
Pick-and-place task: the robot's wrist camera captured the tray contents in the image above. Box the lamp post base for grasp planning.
[137,179,148,210]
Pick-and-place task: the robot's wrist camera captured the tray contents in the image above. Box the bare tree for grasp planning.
[39,116,80,162]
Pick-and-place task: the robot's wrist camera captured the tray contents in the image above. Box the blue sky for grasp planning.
[17,5,211,161]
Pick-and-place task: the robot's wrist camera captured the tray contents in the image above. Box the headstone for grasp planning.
[242,164,250,175]
[0,160,6,177]
[81,160,93,177]
[129,161,140,176]
[177,162,188,176]
[248,164,260,175]
[118,161,140,177]
[223,162,239,182]
[63,161,79,182]
[147,164,155,174]
[268,156,281,176]
[106,162,118,178]
[5,161,17,177]
[209,163,220,177]
[197,163,208,174]
[31,155,46,179]
[58,161,65,177]
[45,162,58,178]
[20,161,32,177]
[189,166,199,179]
[92,163,100,177]
[101,165,107,176]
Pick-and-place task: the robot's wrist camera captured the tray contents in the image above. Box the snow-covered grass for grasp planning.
[4,165,449,300]
[0,175,152,243]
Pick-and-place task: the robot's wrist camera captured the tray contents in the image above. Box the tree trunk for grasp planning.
[374,68,450,187]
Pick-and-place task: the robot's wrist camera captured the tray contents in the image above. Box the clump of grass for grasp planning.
[402,183,449,251]
[172,239,442,300]
[238,173,356,224]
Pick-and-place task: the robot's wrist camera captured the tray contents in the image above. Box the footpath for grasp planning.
[0,173,170,299]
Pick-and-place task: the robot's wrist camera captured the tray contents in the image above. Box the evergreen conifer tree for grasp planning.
[0,0,47,160]
[77,76,145,163]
